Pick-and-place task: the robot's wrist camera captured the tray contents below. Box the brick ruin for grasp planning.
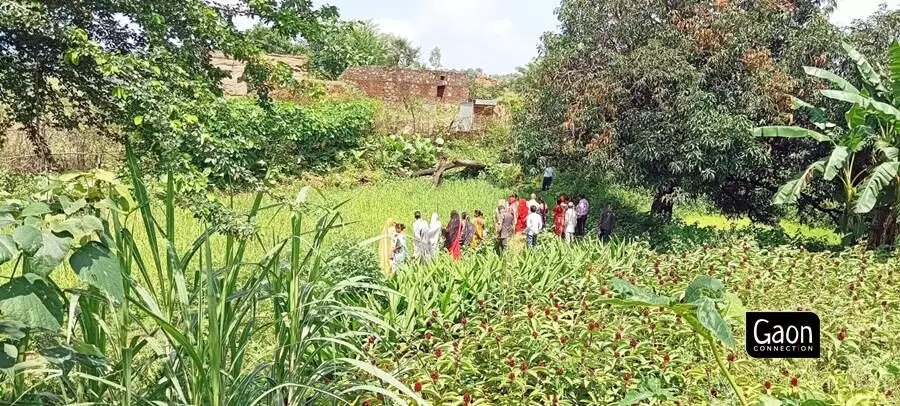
[211,52,309,96]
[339,67,471,104]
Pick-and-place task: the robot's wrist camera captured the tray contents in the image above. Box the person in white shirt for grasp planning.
[542,166,554,191]
[527,193,539,211]
[525,205,544,248]
[412,211,430,260]
[426,212,442,260]
[564,202,577,243]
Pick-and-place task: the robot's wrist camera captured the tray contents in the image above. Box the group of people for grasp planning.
[379,210,487,273]
[377,189,617,273]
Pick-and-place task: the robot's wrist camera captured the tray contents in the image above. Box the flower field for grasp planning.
[349,238,899,405]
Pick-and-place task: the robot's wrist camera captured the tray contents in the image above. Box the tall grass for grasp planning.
[1,145,419,404]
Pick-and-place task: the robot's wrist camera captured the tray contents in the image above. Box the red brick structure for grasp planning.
[339,66,470,104]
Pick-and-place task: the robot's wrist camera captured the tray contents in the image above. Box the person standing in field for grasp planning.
[575,195,589,237]
[542,165,554,191]
[537,197,548,225]
[516,197,528,234]
[565,202,577,243]
[391,223,408,271]
[507,194,519,229]
[527,193,539,212]
[378,218,397,274]
[412,211,429,260]
[444,211,464,260]
[460,212,475,247]
[472,210,485,249]
[497,204,514,252]
[553,196,566,237]
[427,212,442,260]
[598,204,617,241]
[525,205,544,248]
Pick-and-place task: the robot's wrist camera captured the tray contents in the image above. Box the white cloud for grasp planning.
[831,0,900,26]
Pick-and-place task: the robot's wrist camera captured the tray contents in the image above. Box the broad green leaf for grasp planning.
[29,232,72,276]
[81,215,104,233]
[803,66,859,93]
[69,242,125,306]
[133,115,144,126]
[869,100,900,122]
[609,278,671,306]
[21,202,51,218]
[684,275,724,303]
[62,198,87,216]
[854,161,900,214]
[12,225,42,255]
[0,235,18,266]
[0,212,15,228]
[821,89,867,105]
[891,40,900,101]
[823,146,849,181]
[843,42,884,90]
[0,274,64,331]
[722,293,746,322]
[694,297,735,348]
[0,320,26,341]
[753,126,830,143]
[844,104,868,130]
[773,160,825,205]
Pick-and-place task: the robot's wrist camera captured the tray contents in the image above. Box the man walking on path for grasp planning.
[598,205,617,241]
[542,165,554,191]
[497,204,515,252]
[525,205,544,248]
[575,195,589,237]
[412,211,429,260]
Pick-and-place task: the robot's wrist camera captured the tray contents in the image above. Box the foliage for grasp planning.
[514,0,854,223]
[130,97,376,189]
[0,151,416,404]
[429,47,442,69]
[361,134,445,173]
[354,238,898,405]
[755,41,900,245]
[0,0,334,170]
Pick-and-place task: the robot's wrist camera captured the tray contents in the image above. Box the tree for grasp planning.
[429,47,442,69]
[384,35,421,68]
[514,0,845,222]
[245,25,309,55]
[0,0,334,170]
[755,41,900,247]
[306,20,391,79]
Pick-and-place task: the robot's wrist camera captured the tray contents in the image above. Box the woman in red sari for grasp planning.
[444,211,464,260]
[515,198,528,233]
[552,196,565,236]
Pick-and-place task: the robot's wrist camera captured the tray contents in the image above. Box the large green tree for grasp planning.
[0,0,333,169]
[515,0,846,222]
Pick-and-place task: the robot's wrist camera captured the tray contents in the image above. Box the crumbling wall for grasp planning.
[340,67,470,104]
[212,52,309,96]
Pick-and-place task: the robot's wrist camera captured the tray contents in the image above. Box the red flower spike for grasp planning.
[413,381,422,392]
[508,372,516,381]
[790,376,798,387]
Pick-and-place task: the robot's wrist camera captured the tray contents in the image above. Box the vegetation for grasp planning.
[2,0,900,404]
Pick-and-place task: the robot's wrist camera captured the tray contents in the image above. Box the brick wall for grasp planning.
[212,52,309,96]
[340,67,470,104]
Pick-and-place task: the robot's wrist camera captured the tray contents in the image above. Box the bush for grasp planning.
[361,134,443,172]
[481,163,521,188]
[134,97,377,189]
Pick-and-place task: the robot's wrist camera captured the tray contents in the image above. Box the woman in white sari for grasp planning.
[426,213,442,260]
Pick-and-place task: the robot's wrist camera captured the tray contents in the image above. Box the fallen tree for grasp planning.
[412,159,487,186]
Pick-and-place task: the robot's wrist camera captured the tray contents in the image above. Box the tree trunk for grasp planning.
[866,207,898,250]
[650,184,675,221]
[412,159,487,187]
[26,115,56,172]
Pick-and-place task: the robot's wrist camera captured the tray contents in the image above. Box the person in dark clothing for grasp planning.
[598,205,617,241]
[496,204,515,253]
[460,212,475,246]
[444,211,464,260]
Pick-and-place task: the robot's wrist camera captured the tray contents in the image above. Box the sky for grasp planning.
[238,0,900,75]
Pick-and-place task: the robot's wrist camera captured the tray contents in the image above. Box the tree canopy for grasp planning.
[513,0,898,224]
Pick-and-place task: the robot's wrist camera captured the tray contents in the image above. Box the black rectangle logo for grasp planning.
[746,312,820,358]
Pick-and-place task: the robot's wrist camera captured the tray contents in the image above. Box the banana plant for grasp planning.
[754,41,900,241]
